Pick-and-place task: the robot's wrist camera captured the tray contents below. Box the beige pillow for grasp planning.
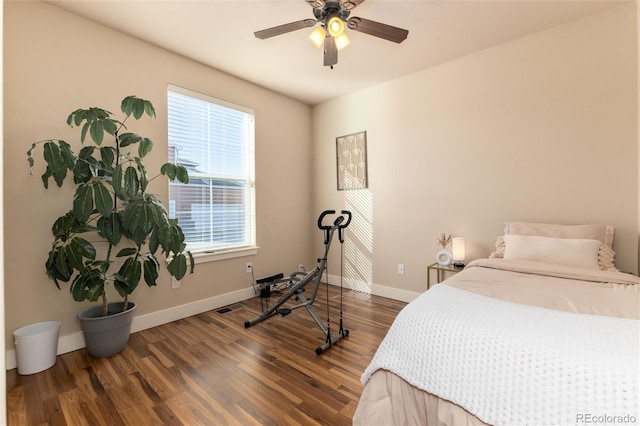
[489,221,617,271]
[504,222,614,248]
[503,234,601,270]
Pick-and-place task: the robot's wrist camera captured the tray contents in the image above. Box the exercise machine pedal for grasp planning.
[277,308,292,316]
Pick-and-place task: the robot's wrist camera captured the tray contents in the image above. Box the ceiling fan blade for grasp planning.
[347,17,408,43]
[254,19,316,39]
[305,0,325,8]
[340,0,366,11]
[324,36,338,67]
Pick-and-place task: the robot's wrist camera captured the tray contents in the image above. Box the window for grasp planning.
[167,85,256,256]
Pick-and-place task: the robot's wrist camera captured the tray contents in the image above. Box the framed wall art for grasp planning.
[336,131,368,190]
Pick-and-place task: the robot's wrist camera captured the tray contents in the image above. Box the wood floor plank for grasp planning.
[178,367,239,425]
[5,386,26,426]
[134,356,185,401]
[164,391,221,425]
[6,284,406,425]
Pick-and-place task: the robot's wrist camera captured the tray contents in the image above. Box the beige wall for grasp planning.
[3,0,638,357]
[3,1,313,348]
[313,3,638,294]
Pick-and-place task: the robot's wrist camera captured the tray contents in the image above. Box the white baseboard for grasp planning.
[6,277,416,370]
[5,286,256,371]
[325,273,420,303]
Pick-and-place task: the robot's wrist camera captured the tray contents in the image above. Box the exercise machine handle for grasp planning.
[318,210,336,230]
[318,210,352,230]
[339,210,352,229]
[338,210,352,243]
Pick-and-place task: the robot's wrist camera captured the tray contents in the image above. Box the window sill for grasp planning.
[191,246,259,264]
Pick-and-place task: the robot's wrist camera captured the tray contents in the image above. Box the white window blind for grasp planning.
[167,85,256,253]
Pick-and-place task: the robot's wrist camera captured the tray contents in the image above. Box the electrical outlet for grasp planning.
[171,277,180,289]
[397,263,405,275]
[298,264,305,272]
[245,263,253,274]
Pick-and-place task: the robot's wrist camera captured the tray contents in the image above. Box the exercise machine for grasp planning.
[243,209,352,355]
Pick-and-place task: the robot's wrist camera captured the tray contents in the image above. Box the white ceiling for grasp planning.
[49,0,626,106]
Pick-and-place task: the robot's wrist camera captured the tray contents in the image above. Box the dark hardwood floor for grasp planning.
[6,284,406,425]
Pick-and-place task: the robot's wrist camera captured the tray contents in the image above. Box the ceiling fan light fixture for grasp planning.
[327,16,345,37]
[254,0,409,67]
[334,32,350,50]
[309,26,327,48]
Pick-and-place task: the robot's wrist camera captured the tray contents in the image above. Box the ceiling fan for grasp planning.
[254,0,409,68]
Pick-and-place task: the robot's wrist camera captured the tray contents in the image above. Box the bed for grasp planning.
[353,222,640,426]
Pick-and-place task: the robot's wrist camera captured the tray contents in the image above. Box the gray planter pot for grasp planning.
[78,302,136,358]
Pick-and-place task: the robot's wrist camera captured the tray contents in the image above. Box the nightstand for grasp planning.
[427,262,463,289]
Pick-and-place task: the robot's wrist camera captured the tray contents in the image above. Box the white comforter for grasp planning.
[361,284,640,426]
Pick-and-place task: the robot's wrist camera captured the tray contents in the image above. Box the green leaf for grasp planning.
[175,165,189,184]
[121,200,159,246]
[80,122,91,143]
[122,203,142,237]
[73,146,95,184]
[148,228,160,254]
[123,166,139,199]
[121,96,156,120]
[73,159,91,184]
[119,132,142,148]
[65,241,85,271]
[46,246,72,283]
[26,143,37,174]
[41,169,52,189]
[160,163,177,180]
[73,184,93,223]
[93,182,113,218]
[115,258,141,297]
[143,255,159,287]
[84,280,104,302]
[187,251,195,274]
[59,141,76,170]
[43,141,67,187]
[78,146,96,160]
[167,254,187,281]
[54,246,73,281]
[89,120,104,145]
[132,99,144,119]
[51,211,76,240]
[97,213,122,246]
[70,270,104,302]
[69,236,97,260]
[135,158,148,192]
[144,102,156,119]
[100,147,115,171]
[112,164,123,199]
[102,118,117,136]
[43,142,63,168]
[70,275,88,302]
[121,96,135,117]
[138,137,153,158]
[67,108,85,127]
[168,223,186,254]
[45,249,62,289]
[116,247,137,257]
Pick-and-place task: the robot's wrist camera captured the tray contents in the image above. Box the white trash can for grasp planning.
[13,321,60,375]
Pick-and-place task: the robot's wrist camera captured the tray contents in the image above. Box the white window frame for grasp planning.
[167,84,257,263]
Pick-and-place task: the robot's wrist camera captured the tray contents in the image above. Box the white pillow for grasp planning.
[503,234,601,270]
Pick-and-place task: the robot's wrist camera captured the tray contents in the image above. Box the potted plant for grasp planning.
[27,95,194,357]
